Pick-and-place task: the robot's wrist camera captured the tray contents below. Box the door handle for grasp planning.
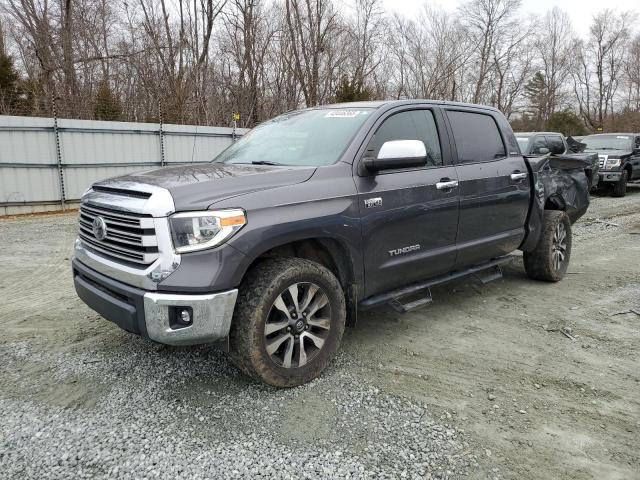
[510,172,528,181]
[436,180,459,190]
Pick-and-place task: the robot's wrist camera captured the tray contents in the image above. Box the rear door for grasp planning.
[444,108,531,268]
[354,107,459,298]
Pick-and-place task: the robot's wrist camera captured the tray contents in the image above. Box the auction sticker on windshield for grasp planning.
[325,110,369,118]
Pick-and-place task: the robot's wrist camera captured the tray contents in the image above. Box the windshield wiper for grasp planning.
[250,160,284,166]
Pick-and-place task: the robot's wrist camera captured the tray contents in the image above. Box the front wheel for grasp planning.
[611,170,628,197]
[523,210,572,282]
[228,257,346,387]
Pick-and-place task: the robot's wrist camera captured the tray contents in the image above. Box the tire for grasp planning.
[611,170,628,197]
[523,210,572,282]
[228,257,346,387]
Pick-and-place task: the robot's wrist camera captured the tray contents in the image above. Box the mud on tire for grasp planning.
[523,210,572,282]
[228,257,346,388]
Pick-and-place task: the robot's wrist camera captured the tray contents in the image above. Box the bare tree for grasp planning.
[534,7,578,121]
[458,0,522,104]
[386,7,472,101]
[623,34,640,110]
[489,25,533,118]
[573,10,634,130]
[284,0,343,107]
[0,15,5,56]
[0,0,639,130]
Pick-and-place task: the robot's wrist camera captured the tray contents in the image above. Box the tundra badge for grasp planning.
[389,245,421,257]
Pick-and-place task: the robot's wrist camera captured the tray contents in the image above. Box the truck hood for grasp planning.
[93,163,316,211]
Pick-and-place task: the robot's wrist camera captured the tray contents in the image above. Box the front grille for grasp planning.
[78,204,159,265]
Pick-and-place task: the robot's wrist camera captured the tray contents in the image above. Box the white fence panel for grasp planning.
[0,115,247,215]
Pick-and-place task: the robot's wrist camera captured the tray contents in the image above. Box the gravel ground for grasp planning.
[0,341,481,479]
[1,185,639,480]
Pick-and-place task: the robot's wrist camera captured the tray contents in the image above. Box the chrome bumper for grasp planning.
[73,259,237,346]
[143,290,238,346]
[598,171,622,182]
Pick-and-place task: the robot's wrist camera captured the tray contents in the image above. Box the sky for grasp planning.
[382,0,639,39]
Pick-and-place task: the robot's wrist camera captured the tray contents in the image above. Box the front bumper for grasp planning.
[598,170,623,183]
[73,259,237,346]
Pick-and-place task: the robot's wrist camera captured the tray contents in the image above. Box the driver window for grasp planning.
[366,110,443,168]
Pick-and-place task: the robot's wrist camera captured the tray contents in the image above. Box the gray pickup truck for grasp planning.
[514,132,600,190]
[73,100,590,387]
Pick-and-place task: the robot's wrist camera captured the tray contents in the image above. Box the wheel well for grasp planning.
[248,238,358,325]
[584,168,593,186]
[544,195,566,211]
[624,164,632,177]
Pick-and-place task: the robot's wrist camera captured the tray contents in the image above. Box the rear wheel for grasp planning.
[228,257,346,387]
[611,170,628,197]
[524,210,572,282]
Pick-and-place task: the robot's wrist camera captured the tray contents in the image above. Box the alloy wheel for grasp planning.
[263,282,331,368]
[552,222,567,271]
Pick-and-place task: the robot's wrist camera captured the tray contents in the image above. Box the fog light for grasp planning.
[169,306,193,329]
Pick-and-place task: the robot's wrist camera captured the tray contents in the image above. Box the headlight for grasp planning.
[605,158,621,168]
[169,209,246,253]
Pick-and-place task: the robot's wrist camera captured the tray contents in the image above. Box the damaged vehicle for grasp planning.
[581,133,640,197]
[515,131,600,190]
[72,100,590,387]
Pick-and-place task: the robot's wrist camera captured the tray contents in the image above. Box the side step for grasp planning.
[474,265,503,284]
[389,287,433,313]
[359,256,513,312]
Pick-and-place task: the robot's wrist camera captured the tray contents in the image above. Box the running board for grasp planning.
[474,265,503,284]
[388,288,433,313]
[359,256,514,312]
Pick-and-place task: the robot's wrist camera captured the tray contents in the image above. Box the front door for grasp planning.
[444,109,531,268]
[354,108,459,298]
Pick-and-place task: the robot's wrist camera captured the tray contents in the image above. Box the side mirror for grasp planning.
[538,147,550,155]
[363,140,427,172]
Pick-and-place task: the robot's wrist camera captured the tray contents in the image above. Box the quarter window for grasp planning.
[447,111,506,163]
[546,136,565,155]
[531,136,548,155]
[366,110,442,168]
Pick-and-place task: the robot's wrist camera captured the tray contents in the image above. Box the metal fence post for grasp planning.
[158,101,165,167]
[52,97,66,211]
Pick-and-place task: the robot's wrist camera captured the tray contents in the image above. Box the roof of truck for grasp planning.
[514,132,564,136]
[582,132,637,136]
[321,99,500,112]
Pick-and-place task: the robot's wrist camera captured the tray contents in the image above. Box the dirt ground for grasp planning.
[1,185,639,479]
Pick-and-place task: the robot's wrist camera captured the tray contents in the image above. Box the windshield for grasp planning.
[582,135,633,151]
[214,108,373,166]
[516,136,531,152]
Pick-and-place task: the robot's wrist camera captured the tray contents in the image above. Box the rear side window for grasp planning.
[546,136,565,155]
[367,110,442,168]
[447,111,506,163]
[531,136,548,155]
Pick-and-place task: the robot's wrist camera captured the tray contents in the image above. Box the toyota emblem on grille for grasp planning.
[92,216,108,240]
